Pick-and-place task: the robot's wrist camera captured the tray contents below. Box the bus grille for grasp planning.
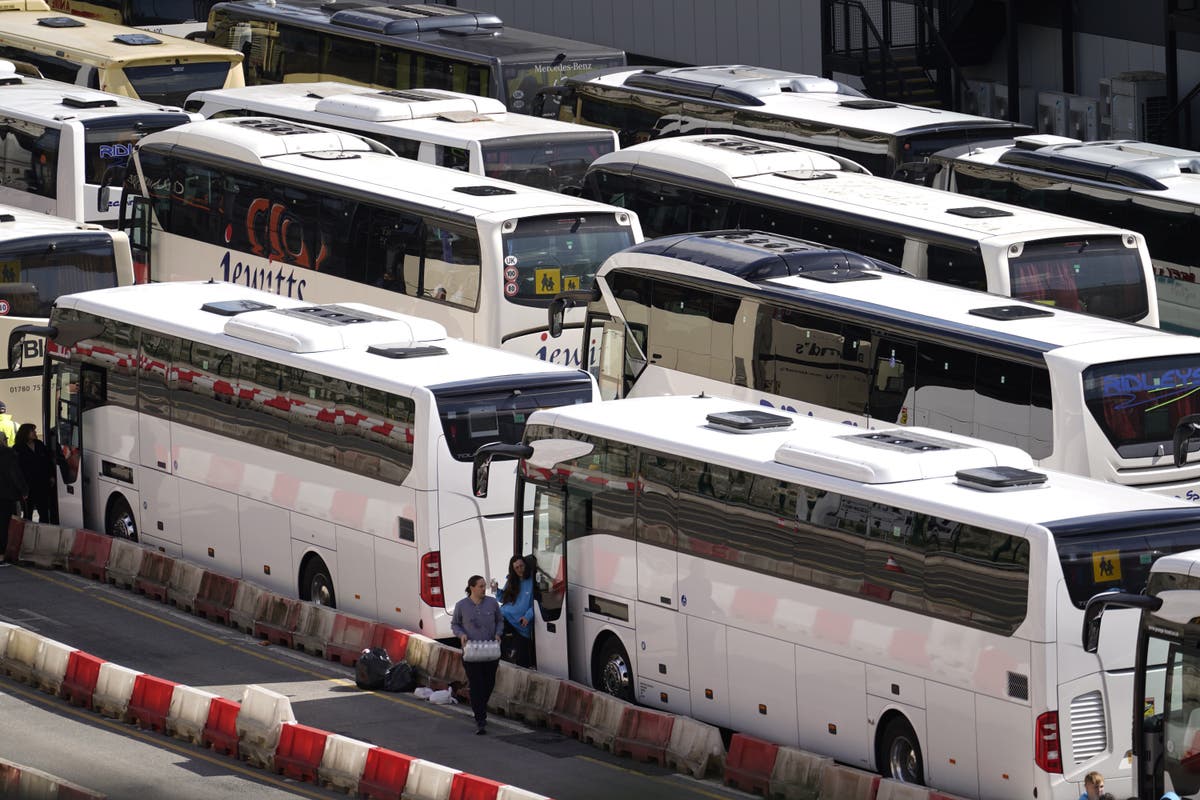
[1069,690,1108,764]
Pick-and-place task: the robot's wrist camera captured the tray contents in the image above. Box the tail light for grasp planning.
[132,256,149,285]
[419,551,444,608]
[1035,711,1063,773]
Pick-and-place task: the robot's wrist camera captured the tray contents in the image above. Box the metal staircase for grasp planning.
[823,0,1006,111]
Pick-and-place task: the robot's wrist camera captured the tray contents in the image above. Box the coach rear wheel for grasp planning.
[879,715,924,785]
[105,495,138,543]
[594,636,634,702]
[300,557,336,608]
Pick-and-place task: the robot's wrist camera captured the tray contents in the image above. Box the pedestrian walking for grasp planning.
[450,574,502,735]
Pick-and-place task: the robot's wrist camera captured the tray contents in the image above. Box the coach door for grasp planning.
[49,362,84,528]
[526,486,571,678]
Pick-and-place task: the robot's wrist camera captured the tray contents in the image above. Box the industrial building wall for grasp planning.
[455,0,824,74]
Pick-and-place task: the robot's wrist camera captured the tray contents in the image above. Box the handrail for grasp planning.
[911,0,972,110]
[1159,76,1200,145]
[828,0,908,98]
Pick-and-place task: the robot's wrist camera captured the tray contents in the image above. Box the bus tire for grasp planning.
[300,557,336,608]
[878,714,924,785]
[593,635,634,702]
[105,495,138,543]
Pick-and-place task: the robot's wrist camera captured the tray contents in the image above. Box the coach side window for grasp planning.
[926,243,987,291]
[0,119,59,199]
[913,341,976,436]
[636,451,677,550]
[137,331,177,421]
[171,160,220,244]
[418,224,480,309]
[322,35,375,85]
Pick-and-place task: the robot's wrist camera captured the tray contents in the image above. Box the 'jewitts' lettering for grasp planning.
[220,252,308,299]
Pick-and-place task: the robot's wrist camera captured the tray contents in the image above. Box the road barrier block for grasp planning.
[448,772,504,800]
[237,684,296,769]
[724,733,780,796]
[511,670,559,727]
[495,788,552,800]
[19,523,76,570]
[93,662,142,720]
[401,632,438,675]
[2,626,44,684]
[67,529,113,582]
[129,674,179,732]
[167,559,205,612]
[582,692,631,752]
[106,538,146,590]
[0,757,106,800]
[292,603,337,658]
[665,715,726,779]
[253,593,303,648]
[229,581,268,633]
[134,550,175,603]
[877,780,940,800]
[369,626,412,663]
[0,621,14,661]
[318,733,373,793]
[614,706,675,766]
[195,571,240,625]
[33,636,77,695]
[404,759,460,800]
[273,722,329,783]
[61,651,106,709]
[203,697,241,757]
[424,642,467,689]
[166,685,219,745]
[360,747,414,800]
[324,613,378,666]
[818,764,881,800]
[488,661,527,718]
[4,516,23,562]
[547,680,594,739]
[768,746,832,800]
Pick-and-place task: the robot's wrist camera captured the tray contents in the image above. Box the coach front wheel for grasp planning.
[878,715,924,785]
[104,495,138,543]
[300,557,336,608]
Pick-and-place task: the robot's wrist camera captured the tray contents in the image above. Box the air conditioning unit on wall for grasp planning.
[1100,71,1167,141]
[1037,91,1069,136]
[1069,95,1101,141]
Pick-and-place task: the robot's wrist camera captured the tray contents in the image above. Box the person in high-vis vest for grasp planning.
[0,402,15,448]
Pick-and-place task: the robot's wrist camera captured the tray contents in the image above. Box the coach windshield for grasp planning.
[1084,356,1200,459]
[500,213,635,307]
[1009,235,1148,323]
[481,133,616,194]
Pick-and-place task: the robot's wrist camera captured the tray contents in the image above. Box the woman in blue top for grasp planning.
[496,555,536,668]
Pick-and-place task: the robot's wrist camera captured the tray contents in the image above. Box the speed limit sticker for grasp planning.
[504,282,519,297]
[0,300,9,315]
[504,266,518,281]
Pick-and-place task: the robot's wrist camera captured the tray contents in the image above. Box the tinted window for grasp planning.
[433,378,593,461]
[83,115,187,186]
[501,214,634,307]
[0,118,59,199]
[124,61,234,106]
[0,234,119,317]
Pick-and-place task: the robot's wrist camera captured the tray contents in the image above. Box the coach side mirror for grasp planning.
[471,442,534,498]
[6,324,54,375]
[1081,591,1160,653]
[1175,415,1200,467]
[97,164,125,214]
[548,298,566,338]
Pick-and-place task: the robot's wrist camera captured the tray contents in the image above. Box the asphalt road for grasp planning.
[0,562,748,800]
